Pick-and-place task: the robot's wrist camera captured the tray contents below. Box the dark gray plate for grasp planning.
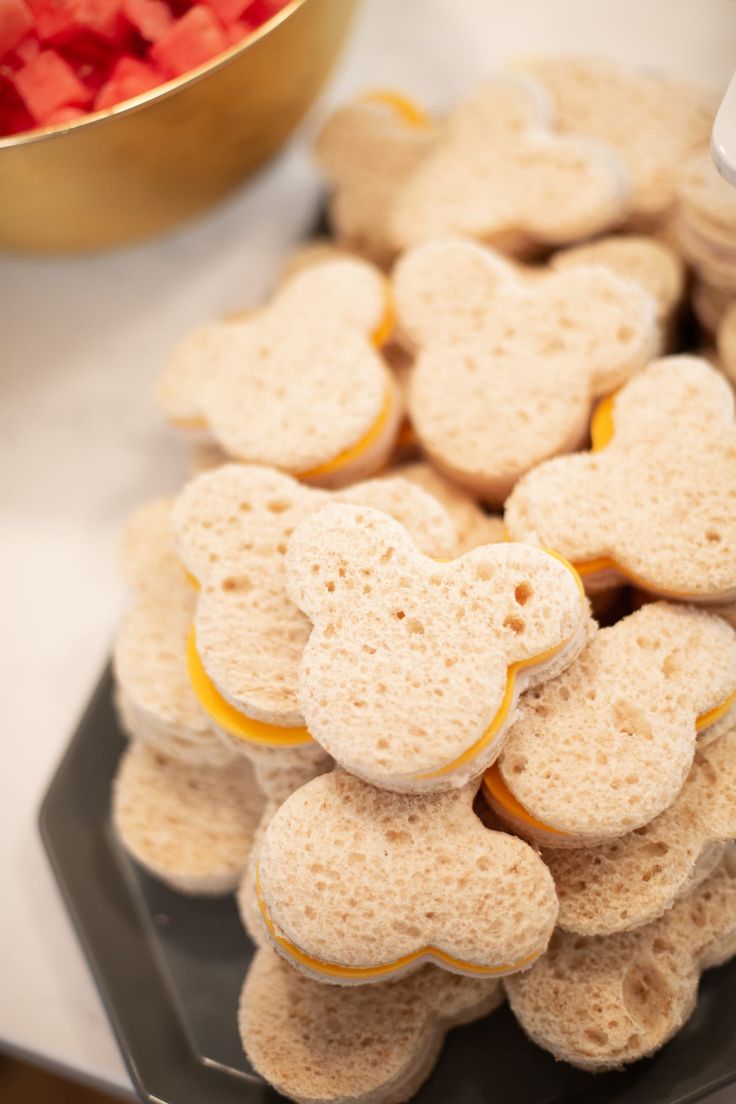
[39,667,736,1104]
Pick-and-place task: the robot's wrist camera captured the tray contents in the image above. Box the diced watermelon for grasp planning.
[0,0,34,56]
[223,16,251,43]
[43,101,83,120]
[93,52,157,106]
[240,0,287,27]
[149,4,226,78]
[13,47,90,120]
[122,0,171,40]
[28,0,126,46]
[199,0,251,28]
[13,33,41,61]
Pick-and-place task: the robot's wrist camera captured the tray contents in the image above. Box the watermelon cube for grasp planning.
[43,101,84,121]
[0,0,33,57]
[94,53,158,107]
[200,0,252,27]
[122,0,171,40]
[28,0,126,46]
[13,33,41,61]
[223,17,251,44]
[240,0,287,28]
[13,48,90,120]
[150,5,226,78]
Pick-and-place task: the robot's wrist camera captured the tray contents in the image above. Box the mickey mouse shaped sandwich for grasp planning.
[285,502,589,792]
[256,770,559,985]
[505,355,736,600]
[392,238,658,505]
[483,602,736,848]
[388,74,629,254]
[157,258,401,488]
[513,54,716,227]
[174,464,457,801]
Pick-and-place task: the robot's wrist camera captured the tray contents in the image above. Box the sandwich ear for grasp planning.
[393,238,517,350]
[273,258,390,340]
[173,464,310,582]
[504,452,603,557]
[527,265,659,395]
[461,542,585,664]
[314,97,427,180]
[285,503,415,623]
[447,75,551,146]
[611,355,735,441]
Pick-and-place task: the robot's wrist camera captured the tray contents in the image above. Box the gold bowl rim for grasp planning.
[0,0,308,151]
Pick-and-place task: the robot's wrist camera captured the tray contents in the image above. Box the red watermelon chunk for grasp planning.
[0,0,276,135]
[94,52,158,106]
[199,0,250,27]
[0,0,33,55]
[150,4,226,78]
[13,33,41,61]
[122,0,171,40]
[28,0,126,46]
[13,46,90,119]
[240,0,288,26]
[223,16,251,43]
[43,100,83,120]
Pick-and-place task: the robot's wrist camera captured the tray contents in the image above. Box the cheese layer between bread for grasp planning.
[256,867,540,980]
[361,89,430,128]
[187,627,313,747]
[297,375,396,481]
[371,289,396,348]
[410,551,586,781]
[564,394,731,600]
[483,685,736,837]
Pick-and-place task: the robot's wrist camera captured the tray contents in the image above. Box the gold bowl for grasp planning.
[0,0,357,252]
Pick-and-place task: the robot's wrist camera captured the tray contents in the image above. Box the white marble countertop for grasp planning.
[2,0,735,1096]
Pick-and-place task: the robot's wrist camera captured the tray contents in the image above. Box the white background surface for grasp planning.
[2,0,736,1096]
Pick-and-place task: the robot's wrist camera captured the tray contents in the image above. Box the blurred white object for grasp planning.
[713,72,736,184]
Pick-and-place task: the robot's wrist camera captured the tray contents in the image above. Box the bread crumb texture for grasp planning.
[112,740,264,895]
[258,770,558,978]
[239,945,503,1104]
[506,356,736,598]
[495,602,736,841]
[506,850,736,1070]
[393,238,658,503]
[287,503,586,789]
